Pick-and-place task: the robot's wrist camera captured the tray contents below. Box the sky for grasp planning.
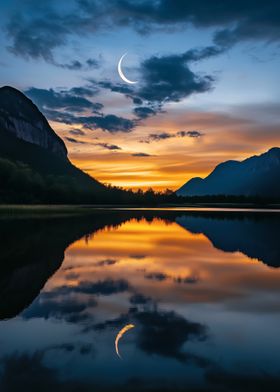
[0,0,280,190]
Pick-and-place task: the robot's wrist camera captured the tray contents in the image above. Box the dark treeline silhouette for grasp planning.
[0,157,279,205]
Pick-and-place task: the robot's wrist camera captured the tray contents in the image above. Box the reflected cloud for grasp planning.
[94,259,118,267]
[144,272,168,281]
[22,294,96,322]
[133,309,208,363]
[1,211,280,390]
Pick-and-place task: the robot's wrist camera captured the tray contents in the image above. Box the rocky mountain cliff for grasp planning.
[0,86,108,203]
[0,86,67,159]
[177,148,280,198]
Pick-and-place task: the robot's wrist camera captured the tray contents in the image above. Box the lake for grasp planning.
[0,208,280,391]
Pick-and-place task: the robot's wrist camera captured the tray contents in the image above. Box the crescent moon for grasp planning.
[117,53,138,84]
[115,323,135,359]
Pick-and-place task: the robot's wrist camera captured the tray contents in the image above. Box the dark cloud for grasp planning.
[131,152,152,157]
[25,87,135,133]
[69,128,86,136]
[21,279,131,324]
[205,366,280,392]
[22,296,95,322]
[94,142,122,150]
[0,353,95,392]
[133,106,156,119]
[96,80,134,95]
[74,279,130,295]
[144,272,168,281]
[52,279,131,296]
[65,272,80,280]
[6,1,280,64]
[65,137,86,144]
[6,11,69,62]
[25,87,103,114]
[57,58,100,71]
[89,306,208,364]
[129,293,152,305]
[130,254,147,259]
[94,258,118,266]
[145,271,199,285]
[93,46,221,108]
[68,87,99,97]
[142,130,204,143]
[134,309,208,362]
[173,275,199,284]
[80,114,135,133]
[90,314,129,332]
[178,130,204,138]
[136,48,219,105]
[43,110,135,133]
[144,132,173,142]
[45,342,94,356]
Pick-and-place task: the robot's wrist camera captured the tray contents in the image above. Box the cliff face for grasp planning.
[0,86,67,159]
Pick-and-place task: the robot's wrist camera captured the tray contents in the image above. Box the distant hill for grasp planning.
[177,148,280,198]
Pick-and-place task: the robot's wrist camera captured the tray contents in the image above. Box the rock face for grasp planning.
[177,147,280,197]
[0,86,67,159]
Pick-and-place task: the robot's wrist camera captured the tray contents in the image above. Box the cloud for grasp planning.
[93,46,221,109]
[130,254,147,259]
[94,143,122,150]
[6,1,280,64]
[80,114,135,133]
[22,279,131,324]
[69,128,86,136]
[52,279,131,297]
[173,275,199,284]
[22,296,95,322]
[178,130,204,138]
[135,47,221,105]
[133,106,156,119]
[65,137,86,144]
[25,87,103,114]
[134,309,208,362]
[144,272,168,281]
[94,258,118,266]
[131,152,152,157]
[0,353,96,391]
[96,80,134,96]
[129,293,152,305]
[25,87,135,133]
[145,270,199,285]
[68,87,99,97]
[57,58,100,71]
[73,279,130,295]
[90,306,208,363]
[142,130,204,143]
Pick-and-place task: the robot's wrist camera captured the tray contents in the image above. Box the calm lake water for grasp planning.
[0,209,280,392]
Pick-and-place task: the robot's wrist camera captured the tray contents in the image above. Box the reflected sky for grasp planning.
[0,212,280,391]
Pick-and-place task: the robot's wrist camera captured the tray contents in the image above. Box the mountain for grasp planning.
[177,148,280,198]
[175,213,280,268]
[0,86,67,159]
[0,85,107,203]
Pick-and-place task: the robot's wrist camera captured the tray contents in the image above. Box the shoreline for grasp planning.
[0,203,280,218]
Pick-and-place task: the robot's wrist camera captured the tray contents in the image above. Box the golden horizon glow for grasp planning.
[50,108,280,191]
[45,217,280,310]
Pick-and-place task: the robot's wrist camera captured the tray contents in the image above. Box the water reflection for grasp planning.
[0,210,280,391]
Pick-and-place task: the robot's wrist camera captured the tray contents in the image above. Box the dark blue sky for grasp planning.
[0,0,280,190]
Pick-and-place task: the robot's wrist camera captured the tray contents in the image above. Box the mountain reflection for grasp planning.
[0,210,280,391]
